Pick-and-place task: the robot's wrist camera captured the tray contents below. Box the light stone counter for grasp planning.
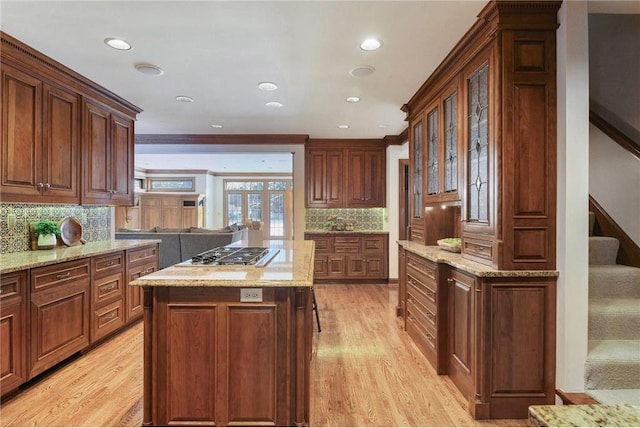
[130,239,315,288]
[529,404,640,427]
[0,239,161,274]
[398,240,559,277]
[305,229,389,234]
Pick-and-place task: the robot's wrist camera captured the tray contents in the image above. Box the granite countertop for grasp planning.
[305,229,389,234]
[130,240,315,288]
[398,240,559,278]
[529,404,640,427]
[0,239,161,274]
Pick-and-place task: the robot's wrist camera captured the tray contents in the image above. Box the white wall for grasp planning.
[589,124,640,245]
[555,0,590,394]
[386,143,409,279]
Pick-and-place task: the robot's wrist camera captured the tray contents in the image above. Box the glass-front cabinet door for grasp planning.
[443,89,458,195]
[426,107,439,197]
[411,120,424,220]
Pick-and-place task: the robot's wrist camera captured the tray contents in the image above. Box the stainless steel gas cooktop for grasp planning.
[178,246,280,267]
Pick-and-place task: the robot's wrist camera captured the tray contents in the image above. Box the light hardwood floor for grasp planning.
[0,284,529,427]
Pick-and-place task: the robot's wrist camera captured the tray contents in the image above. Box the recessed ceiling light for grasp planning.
[337,124,350,129]
[378,124,388,128]
[349,65,375,77]
[211,124,223,129]
[258,81,278,91]
[345,96,360,103]
[360,38,382,51]
[134,63,164,76]
[175,96,194,103]
[104,37,132,50]
[266,101,283,108]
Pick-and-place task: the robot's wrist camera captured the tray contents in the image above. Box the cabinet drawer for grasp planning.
[31,259,90,293]
[92,251,124,277]
[128,261,157,281]
[406,253,436,281]
[94,271,124,306]
[1,270,27,302]
[306,235,332,253]
[463,238,493,262]
[362,236,386,254]
[334,236,361,253]
[407,276,437,314]
[406,312,436,352]
[406,298,436,338]
[127,245,159,266]
[92,299,125,342]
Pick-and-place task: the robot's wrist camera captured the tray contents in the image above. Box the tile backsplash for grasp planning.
[0,203,111,254]
[305,208,386,231]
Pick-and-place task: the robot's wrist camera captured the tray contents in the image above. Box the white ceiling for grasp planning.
[2,1,634,173]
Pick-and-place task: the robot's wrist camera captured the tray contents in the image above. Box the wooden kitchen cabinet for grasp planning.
[82,100,134,206]
[146,286,311,426]
[305,148,344,208]
[305,233,388,282]
[305,141,386,208]
[0,64,80,204]
[0,270,28,397]
[1,32,140,206]
[125,244,158,322]
[90,252,126,343]
[345,148,386,207]
[136,193,204,229]
[29,258,90,378]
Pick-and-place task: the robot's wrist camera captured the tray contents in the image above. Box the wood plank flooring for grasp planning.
[0,284,529,427]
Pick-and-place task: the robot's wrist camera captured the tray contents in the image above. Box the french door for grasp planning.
[224,179,293,240]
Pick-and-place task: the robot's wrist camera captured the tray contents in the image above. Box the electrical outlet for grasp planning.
[7,213,16,229]
[240,288,262,303]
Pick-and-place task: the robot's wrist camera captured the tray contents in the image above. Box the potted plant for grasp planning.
[34,220,61,250]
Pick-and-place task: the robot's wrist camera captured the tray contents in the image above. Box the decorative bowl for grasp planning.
[437,238,462,253]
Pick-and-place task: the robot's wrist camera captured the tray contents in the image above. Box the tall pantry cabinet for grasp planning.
[404,1,559,271]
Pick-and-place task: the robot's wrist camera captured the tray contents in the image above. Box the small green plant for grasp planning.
[34,220,61,237]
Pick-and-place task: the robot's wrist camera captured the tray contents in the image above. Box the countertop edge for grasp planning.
[0,239,161,274]
[398,240,559,278]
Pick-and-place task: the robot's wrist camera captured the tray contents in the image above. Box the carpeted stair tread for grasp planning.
[589,236,620,265]
[589,265,640,299]
[589,211,595,236]
[589,298,640,340]
[585,340,640,389]
[586,389,640,405]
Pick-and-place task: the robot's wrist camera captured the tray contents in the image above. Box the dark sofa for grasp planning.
[115,226,247,268]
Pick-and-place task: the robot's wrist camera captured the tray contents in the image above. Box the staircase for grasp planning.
[586,212,640,404]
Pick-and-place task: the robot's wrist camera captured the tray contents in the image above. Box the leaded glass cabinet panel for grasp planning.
[443,90,458,194]
[412,121,423,219]
[426,108,439,196]
[467,63,489,224]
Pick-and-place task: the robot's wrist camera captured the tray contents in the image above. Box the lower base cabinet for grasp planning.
[400,246,557,419]
[144,286,311,426]
[29,259,91,378]
[0,243,159,399]
[0,270,28,396]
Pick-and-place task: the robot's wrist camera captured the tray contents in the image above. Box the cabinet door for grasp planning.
[442,87,460,197]
[140,196,162,229]
[29,260,90,378]
[126,261,157,322]
[42,83,79,203]
[110,113,134,205]
[0,64,42,200]
[346,149,386,207]
[0,270,28,396]
[305,149,343,207]
[425,105,439,198]
[83,101,111,204]
[346,255,367,277]
[326,255,346,277]
[448,269,476,400]
[161,197,182,228]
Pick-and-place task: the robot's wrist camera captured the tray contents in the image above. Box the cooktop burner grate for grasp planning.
[184,246,278,267]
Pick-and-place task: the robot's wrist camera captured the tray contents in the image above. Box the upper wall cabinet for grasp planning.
[82,100,134,205]
[305,141,386,208]
[1,64,80,204]
[403,1,560,270]
[0,32,141,206]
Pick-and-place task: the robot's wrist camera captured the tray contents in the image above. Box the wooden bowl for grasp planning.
[59,217,85,246]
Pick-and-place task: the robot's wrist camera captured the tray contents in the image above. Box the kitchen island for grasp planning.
[130,240,315,427]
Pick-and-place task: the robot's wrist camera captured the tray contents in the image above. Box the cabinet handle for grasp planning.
[36,182,44,190]
[108,260,115,266]
[43,183,51,191]
[447,278,454,284]
[102,283,118,292]
[55,272,71,279]
[103,312,117,321]
[145,268,154,274]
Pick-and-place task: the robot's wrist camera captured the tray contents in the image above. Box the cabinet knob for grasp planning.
[43,183,51,190]
[36,182,44,190]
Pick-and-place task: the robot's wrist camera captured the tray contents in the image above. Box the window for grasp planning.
[148,177,195,192]
[223,179,293,239]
